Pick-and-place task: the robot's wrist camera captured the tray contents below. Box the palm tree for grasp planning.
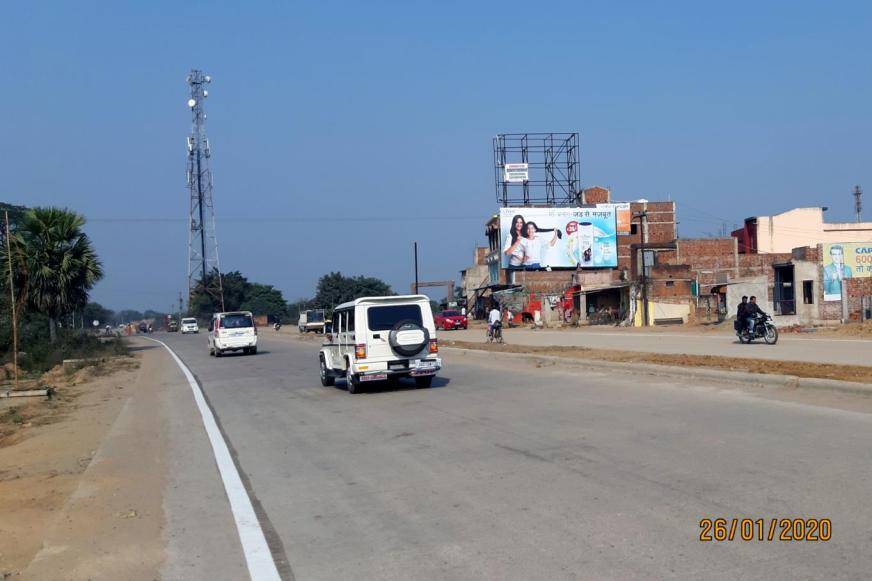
[12,208,103,343]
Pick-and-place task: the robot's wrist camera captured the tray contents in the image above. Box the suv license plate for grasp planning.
[360,373,388,382]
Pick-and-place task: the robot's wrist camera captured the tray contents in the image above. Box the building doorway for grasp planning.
[773,264,796,315]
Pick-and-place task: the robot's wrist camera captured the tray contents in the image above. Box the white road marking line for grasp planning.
[147,338,281,581]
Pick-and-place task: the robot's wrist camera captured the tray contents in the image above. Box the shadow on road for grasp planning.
[333,375,450,394]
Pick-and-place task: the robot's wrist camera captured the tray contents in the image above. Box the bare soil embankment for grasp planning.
[0,355,140,576]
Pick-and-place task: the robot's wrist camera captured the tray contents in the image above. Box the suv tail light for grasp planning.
[355,344,367,359]
[429,339,438,354]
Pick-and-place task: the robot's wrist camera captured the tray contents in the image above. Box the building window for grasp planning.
[665,280,675,287]
[631,223,638,235]
[803,280,814,304]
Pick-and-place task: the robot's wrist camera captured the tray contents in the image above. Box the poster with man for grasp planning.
[822,242,872,301]
[499,207,618,270]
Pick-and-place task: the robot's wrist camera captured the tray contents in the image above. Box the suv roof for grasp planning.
[334,294,430,311]
[213,311,253,317]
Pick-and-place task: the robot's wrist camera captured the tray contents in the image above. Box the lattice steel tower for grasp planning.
[185,70,224,311]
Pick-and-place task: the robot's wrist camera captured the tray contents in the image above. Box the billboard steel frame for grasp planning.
[493,132,580,207]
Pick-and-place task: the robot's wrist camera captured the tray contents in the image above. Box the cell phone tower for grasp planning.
[186,70,225,312]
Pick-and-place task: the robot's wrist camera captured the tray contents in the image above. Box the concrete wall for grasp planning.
[725,276,771,317]
[756,207,872,253]
[634,300,691,326]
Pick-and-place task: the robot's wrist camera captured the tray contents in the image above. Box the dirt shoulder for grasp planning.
[442,340,872,385]
[0,342,169,579]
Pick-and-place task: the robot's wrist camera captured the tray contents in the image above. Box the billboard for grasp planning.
[822,242,872,301]
[500,207,618,270]
[597,202,631,235]
[504,163,529,183]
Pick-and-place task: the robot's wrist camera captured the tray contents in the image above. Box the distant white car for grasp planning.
[319,295,441,393]
[180,317,199,334]
[208,311,258,357]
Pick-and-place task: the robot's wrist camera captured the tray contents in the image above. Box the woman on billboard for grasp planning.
[522,221,560,269]
[502,214,527,268]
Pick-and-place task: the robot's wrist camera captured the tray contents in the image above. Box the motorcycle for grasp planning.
[736,313,778,345]
[274,322,282,332]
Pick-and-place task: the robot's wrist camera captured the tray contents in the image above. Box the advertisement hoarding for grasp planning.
[597,202,631,235]
[500,207,618,270]
[503,163,529,183]
[822,242,872,301]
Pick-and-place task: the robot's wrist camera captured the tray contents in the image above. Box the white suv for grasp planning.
[319,295,441,393]
[180,317,199,334]
[208,311,258,357]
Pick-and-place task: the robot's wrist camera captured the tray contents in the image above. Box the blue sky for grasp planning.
[2,1,871,310]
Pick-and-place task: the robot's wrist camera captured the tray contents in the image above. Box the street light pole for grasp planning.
[413,242,419,294]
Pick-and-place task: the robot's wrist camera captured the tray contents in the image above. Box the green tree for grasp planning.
[116,309,144,323]
[83,302,115,327]
[240,283,288,320]
[9,208,103,343]
[311,271,394,309]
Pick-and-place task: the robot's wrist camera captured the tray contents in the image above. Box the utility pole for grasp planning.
[186,70,225,312]
[413,242,419,294]
[635,210,650,327]
[178,292,184,318]
[4,211,18,388]
[854,185,863,223]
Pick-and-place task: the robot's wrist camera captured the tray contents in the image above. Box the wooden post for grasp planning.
[4,211,19,388]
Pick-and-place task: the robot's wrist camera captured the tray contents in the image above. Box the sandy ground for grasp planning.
[0,348,169,579]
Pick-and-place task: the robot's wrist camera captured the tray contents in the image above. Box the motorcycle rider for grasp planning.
[488,305,502,339]
[745,295,765,334]
[736,296,749,332]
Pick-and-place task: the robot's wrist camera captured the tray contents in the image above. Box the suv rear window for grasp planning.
[367,305,423,331]
[182,318,197,324]
[221,314,253,329]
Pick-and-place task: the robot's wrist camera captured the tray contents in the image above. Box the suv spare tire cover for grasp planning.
[389,319,430,357]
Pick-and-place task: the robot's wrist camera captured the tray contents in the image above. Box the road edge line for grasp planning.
[145,337,281,581]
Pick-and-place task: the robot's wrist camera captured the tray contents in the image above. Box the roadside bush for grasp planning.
[17,330,130,375]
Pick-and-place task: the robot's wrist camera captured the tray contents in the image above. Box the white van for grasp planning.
[318,295,441,393]
[180,317,199,334]
[208,311,258,357]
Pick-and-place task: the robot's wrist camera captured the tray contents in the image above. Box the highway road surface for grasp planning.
[450,326,872,367]
[148,331,872,580]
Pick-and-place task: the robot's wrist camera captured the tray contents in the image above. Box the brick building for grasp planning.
[479,187,691,326]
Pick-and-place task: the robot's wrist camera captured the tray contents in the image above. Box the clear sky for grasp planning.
[2,1,871,311]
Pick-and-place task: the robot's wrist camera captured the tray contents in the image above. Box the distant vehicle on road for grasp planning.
[208,311,258,357]
[180,317,199,334]
[168,319,179,332]
[298,309,329,334]
[319,295,441,393]
[138,321,149,333]
[434,309,468,330]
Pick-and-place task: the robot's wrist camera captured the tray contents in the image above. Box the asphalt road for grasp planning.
[161,332,872,580]
[450,326,872,367]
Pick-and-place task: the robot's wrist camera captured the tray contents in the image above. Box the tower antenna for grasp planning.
[186,70,224,311]
[854,185,863,223]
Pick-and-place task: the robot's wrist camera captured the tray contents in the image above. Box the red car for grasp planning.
[434,310,468,330]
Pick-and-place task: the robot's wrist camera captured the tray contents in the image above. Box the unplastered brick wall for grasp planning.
[582,186,611,204]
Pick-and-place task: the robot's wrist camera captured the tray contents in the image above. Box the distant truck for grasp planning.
[298,309,329,333]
